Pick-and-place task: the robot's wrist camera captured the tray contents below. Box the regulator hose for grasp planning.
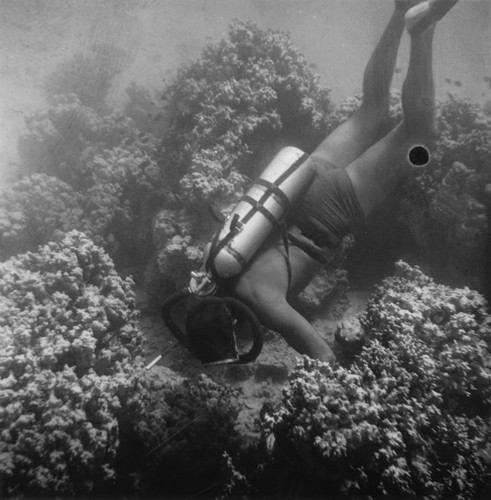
[161,287,192,347]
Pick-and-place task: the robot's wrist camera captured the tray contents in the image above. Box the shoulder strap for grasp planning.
[280,222,292,294]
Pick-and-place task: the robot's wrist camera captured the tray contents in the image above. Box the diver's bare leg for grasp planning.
[402,24,436,137]
[345,16,439,216]
[311,1,416,169]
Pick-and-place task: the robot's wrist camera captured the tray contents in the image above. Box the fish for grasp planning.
[444,78,452,84]
[484,76,491,82]
[454,80,462,87]
[394,67,402,74]
[140,136,150,144]
[139,160,151,169]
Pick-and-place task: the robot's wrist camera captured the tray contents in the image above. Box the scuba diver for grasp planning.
[162,0,460,366]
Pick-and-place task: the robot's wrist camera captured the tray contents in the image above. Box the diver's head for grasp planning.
[186,297,238,365]
[162,289,264,365]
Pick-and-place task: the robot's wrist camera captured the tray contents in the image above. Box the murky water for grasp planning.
[1,0,489,180]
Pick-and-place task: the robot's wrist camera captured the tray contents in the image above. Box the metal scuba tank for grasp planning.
[206,146,313,279]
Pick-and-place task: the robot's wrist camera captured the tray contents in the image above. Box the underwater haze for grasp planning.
[1,1,491,499]
[1,0,490,181]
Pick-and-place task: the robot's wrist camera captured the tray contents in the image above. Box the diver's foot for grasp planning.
[405,0,459,34]
[395,0,424,14]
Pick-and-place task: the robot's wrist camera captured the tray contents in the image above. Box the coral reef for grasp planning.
[260,262,491,499]
[1,145,164,267]
[149,20,338,289]
[0,231,147,496]
[134,374,243,498]
[8,85,166,266]
[0,230,245,498]
[297,267,349,308]
[151,208,204,286]
[77,145,165,264]
[160,20,333,207]
[0,174,82,260]
[18,94,139,182]
[397,96,491,290]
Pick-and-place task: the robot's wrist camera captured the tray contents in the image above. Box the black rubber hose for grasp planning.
[161,287,192,347]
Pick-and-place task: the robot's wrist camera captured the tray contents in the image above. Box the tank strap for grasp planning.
[237,152,310,228]
[275,152,310,184]
[255,178,291,211]
[280,222,292,293]
[242,195,282,227]
[206,215,241,281]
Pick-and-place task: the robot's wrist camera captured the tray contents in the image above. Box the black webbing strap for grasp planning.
[206,219,239,281]
[241,195,281,229]
[255,178,291,211]
[280,222,292,293]
[275,152,310,185]
[237,152,309,228]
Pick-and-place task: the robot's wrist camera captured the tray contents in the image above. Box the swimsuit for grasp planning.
[290,156,365,259]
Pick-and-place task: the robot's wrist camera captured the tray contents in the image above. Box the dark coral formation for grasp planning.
[4,92,166,267]
[134,374,242,498]
[0,232,243,498]
[0,231,146,495]
[260,262,491,499]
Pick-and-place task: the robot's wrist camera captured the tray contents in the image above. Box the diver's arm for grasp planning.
[236,282,335,363]
[259,295,335,363]
[232,240,334,362]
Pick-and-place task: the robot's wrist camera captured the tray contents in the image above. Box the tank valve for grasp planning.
[189,271,217,297]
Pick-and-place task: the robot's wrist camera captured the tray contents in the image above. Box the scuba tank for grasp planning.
[161,146,314,365]
[206,146,312,280]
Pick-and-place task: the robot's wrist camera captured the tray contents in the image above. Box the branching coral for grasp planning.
[261,262,491,499]
[0,231,147,496]
[1,145,165,267]
[78,146,165,263]
[151,208,204,285]
[161,20,333,208]
[14,89,164,267]
[0,174,83,260]
[18,93,152,187]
